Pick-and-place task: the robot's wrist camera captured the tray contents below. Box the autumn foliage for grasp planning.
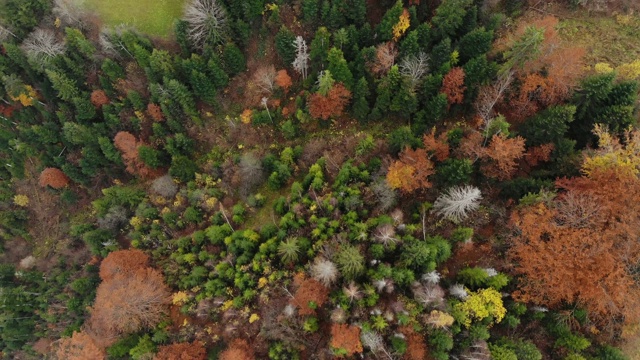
[55,331,105,360]
[510,166,640,329]
[387,147,434,193]
[275,69,293,92]
[330,323,363,356]
[219,339,255,360]
[90,89,109,108]
[499,16,585,122]
[460,133,526,180]
[87,250,170,345]
[371,42,397,76]
[147,103,164,121]
[308,83,352,120]
[291,277,329,316]
[422,128,450,162]
[114,131,159,178]
[39,167,70,189]
[441,67,466,106]
[99,249,150,282]
[154,341,207,360]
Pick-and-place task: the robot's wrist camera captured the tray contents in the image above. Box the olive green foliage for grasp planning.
[335,245,364,280]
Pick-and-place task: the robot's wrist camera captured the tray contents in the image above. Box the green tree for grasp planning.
[275,26,297,66]
[519,105,576,146]
[302,0,320,24]
[457,27,493,64]
[170,155,198,182]
[352,77,370,122]
[431,0,473,41]
[376,0,403,42]
[222,42,246,76]
[327,47,353,89]
[310,27,331,66]
[45,70,79,101]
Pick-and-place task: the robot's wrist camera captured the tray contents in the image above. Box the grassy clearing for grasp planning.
[82,0,186,38]
[557,12,640,66]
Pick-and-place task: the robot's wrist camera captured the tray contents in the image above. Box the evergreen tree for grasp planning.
[376,0,403,42]
[519,105,576,146]
[457,27,493,64]
[430,37,453,74]
[275,26,297,66]
[302,0,320,24]
[222,43,246,76]
[352,77,370,122]
[344,0,367,26]
[400,30,420,58]
[310,27,332,67]
[45,70,79,101]
[328,3,345,30]
[174,19,193,57]
[431,0,473,42]
[327,47,353,89]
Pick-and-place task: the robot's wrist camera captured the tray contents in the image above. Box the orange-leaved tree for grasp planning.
[422,128,450,162]
[219,339,255,360]
[90,89,109,108]
[275,69,293,92]
[55,331,105,360]
[481,134,526,180]
[99,249,150,282]
[308,83,352,120]
[509,127,640,332]
[441,67,466,106]
[154,341,207,360]
[89,267,170,340]
[386,147,434,193]
[291,277,329,316]
[39,167,70,189]
[330,324,363,356]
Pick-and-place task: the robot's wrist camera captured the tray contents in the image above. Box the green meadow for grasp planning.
[83,0,186,38]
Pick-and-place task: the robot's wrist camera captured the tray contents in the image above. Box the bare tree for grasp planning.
[254,65,277,94]
[183,0,228,50]
[474,71,513,127]
[292,36,309,80]
[371,42,397,76]
[0,25,17,42]
[53,0,85,27]
[21,28,65,67]
[238,153,265,197]
[399,52,430,90]
[310,257,339,286]
[433,186,482,223]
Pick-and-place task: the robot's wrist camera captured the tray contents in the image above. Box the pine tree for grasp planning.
[46,69,79,101]
[327,47,353,89]
[352,77,370,122]
[310,27,331,66]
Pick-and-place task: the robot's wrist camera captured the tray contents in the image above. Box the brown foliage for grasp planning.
[525,143,554,167]
[291,277,329,316]
[509,169,640,329]
[308,83,352,120]
[99,249,150,282]
[500,16,585,122]
[399,326,427,360]
[89,267,170,339]
[219,339,255,360]
[90,89,109,108]
[147,103,164,121]
[275,69,293,92]
[459,131,486,160]
[386,147,434,193]
[441,67,466,106]
[114,131,158,178]
[38,167,70,189]
[154,341,207,360]
[55,331,105,360]
[330,324,363,356]
[371,42,397,76]
[481,134,526,180]
[422,128,450,161]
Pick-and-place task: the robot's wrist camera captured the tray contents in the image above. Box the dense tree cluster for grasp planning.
[0,0,638,359]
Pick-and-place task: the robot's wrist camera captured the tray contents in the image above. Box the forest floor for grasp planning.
[80,0,185,38]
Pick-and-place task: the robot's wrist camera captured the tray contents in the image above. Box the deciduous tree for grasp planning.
[219,339,255,360]
[386,147,434,193]
[330,324,363,356]
[441,67,466,106]
[39,167,69,189]
[55,332,105,360]
[308,82,352,120]
[99,249,150,282]
[154,341,207,360]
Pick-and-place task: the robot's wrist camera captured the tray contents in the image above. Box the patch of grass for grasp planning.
[82,0,186,38]
[558,13,640,66]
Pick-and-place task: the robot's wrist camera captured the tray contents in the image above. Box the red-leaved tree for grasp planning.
[219,339,255,360]
[308,83,352,120]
